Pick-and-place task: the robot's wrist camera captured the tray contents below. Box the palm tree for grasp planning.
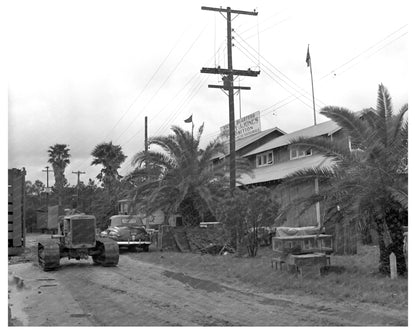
[279,84,407,275]
[91,141,127,202]
[47,144,71,206]
[130,124,251,226]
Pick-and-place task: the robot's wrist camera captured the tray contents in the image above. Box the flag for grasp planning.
[306,45,311,67]
[184,115,193,123]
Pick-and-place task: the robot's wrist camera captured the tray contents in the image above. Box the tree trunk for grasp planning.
[385,209,407,276]
[360,222,373,245]
[246,232,258,257]
[375,220,390,275]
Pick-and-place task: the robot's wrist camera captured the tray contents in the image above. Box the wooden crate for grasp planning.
[287,253,328,278]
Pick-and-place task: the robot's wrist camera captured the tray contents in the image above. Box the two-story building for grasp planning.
[238,120,345,228]
[226,120,357,254]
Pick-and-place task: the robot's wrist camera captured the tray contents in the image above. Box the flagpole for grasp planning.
[184,114,194,141]
[307,44,317,126]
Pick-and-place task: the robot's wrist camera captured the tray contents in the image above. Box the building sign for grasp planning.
[220,111,261,140]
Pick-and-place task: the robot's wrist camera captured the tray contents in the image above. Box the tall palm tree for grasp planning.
[279,84,407,275]
[47,143,71,206]
[130,124,251,226]
[91,141,127,201]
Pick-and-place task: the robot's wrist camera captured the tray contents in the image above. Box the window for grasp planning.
[256,151,274,167]
[348,136,363,151]
[290,147,312,160]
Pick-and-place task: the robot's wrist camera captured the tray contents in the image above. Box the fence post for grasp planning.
[389,252,397,280]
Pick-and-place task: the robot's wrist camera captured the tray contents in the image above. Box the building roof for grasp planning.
[211,127,286,160]
[243,120,341,157]
[238,154,335,185]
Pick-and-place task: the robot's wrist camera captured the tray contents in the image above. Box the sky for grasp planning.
[6,0,410,186]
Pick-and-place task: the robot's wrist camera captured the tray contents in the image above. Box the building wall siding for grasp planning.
[273,180,319,227]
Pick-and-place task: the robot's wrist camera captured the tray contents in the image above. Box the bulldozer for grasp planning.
[37,214,119,271]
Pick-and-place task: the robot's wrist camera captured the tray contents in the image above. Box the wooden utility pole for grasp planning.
[72,170,86,208]
[145,116,148,170]
[201,6,260,191]
[42,166,53,207]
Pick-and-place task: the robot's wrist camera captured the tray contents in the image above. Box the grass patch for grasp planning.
[139,244,407,310]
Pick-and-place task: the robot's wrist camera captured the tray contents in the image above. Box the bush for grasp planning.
[214,187,280,256]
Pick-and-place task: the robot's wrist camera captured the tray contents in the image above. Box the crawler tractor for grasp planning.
[38,214,119,271]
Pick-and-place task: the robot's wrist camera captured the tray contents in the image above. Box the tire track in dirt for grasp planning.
[121,255,407,326]
[52,255,405,326]
[10,235,407,326]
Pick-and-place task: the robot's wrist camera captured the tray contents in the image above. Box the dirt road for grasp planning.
[8,234,407,326]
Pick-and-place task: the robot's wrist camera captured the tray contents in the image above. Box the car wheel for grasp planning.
[128,245,137,252]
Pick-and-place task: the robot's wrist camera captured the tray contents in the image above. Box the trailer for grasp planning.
[8,168,26,256]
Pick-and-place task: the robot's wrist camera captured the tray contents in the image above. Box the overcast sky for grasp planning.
[6,0,409,186]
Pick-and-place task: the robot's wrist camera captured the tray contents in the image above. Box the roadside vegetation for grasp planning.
[135,244,407,310]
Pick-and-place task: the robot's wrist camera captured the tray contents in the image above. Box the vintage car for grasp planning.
[100,215,151,252]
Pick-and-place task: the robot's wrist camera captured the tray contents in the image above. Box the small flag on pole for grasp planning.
[184,115,193,123]
[306,45,311,67]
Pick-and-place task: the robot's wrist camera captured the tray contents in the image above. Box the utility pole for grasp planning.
[201,6,260,191]
[72,171,86,208]
[145,116,148,169]
[42,166,53,207]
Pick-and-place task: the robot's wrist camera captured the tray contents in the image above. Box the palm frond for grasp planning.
[198,138,225,168]
[148,135,182,161]
[388,187,408,210]
[196,123,205,143]
[280,166,337,188]
[359,109,386,145]
[376,83,393,146]
[377,83,393,120]
[289,136,354,162]
[320,106,370,147]
[132,151,176,170]
[390,103,408,144]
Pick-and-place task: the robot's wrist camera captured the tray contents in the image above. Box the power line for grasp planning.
[234,31,326,106]
[121,43,227,151]
[329,31,408,78]
[121,73,204,147]
[152,78,208,136]
[113,24,208,144]
[120,75,209,178]
[234,40,323,111]
[319,24,407,81]
[201,25,409,143]
[101,27,191,142]
[69,27,193,173]
[243,17,291,40]
[246,25,408,119]
[235,6,290,36]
